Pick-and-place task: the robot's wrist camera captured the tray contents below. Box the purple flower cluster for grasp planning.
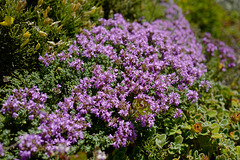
[173,108,183,118]
[109,119,137,148]
[168,92,180,106]
[68,59,84,71]
[0,143,4,157]
[1,86,91,159]
[1,86,47,119]
[36,0,208,149]
[39,1,208,148]
[202,32,236,71]
[38,109,90,152]
[18,134,43,160]
[38,53,56,67]
[57,51,72,61]
[4,0,234,158]
[186,90,199,103]
[199,80,211,92]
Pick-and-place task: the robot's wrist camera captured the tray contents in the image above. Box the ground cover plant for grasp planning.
[0,0,240,159]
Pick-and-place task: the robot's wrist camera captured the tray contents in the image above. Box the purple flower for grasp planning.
[173,108,183,118]
[186,90,198,103]
[68,59,84,71]
[0,143,4,157]
[168,92,180,106]
[1,86,47,119]
[109,120,137,148]
[18,134,44,159]
[199,80,211,92]
[203,32,236,69]
[19,151,31,160]
[39,53,56,66]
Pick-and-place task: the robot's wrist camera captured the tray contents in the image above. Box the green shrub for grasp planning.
[174,0,240,92]
[174,0,228,38]
[0,0,103,92]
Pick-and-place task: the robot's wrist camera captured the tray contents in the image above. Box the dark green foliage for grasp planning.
[0,0,103,93]
[174,0,228,38]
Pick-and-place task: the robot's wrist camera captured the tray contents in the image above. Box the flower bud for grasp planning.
[56,40,64,46]
[47,41,56,46]
[22,0,27,9]
[38,30,48,37]
[50,21,61,26]
[43,9,48,18]
[46,6,51,13]
[16,0,22,11]
[62,0,66,6]
[71,4,76,12]
[90,6,96,14]
[17,0,27,11]
[23,31,31,38]
[35,43,40,50]
[20,39,30,48]
[71,11,76,18]
[57,25,63,32]
[0,16,14,26]
[219,63,223,70]
[22,28,27,34]
[3,76,9,82]
[44,18,53,25]
[38,0,43,6]
[75,3,81,11]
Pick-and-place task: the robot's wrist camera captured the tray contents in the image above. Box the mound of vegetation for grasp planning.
[0,0,239,159]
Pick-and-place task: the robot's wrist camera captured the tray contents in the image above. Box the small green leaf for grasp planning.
[211,123,220,133]
[231,131,240,140]
[219,119,228,127]
[231,100,238,107]
[181,123,191,130]
[169,129,176,135]
[207,110,217,118]
[211,133,222,139]
[174,135,183,144]
[188,105,195,112]
[223,110,230,117]
[193,150,199,159]
[193,114,202,120]
[176,129,182,134]
[236,146,240,154]
[155,134,167,148]
[215,155,226,160]
[199,105,208,113]
[168,149,175,155]
[184,125,191,130]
